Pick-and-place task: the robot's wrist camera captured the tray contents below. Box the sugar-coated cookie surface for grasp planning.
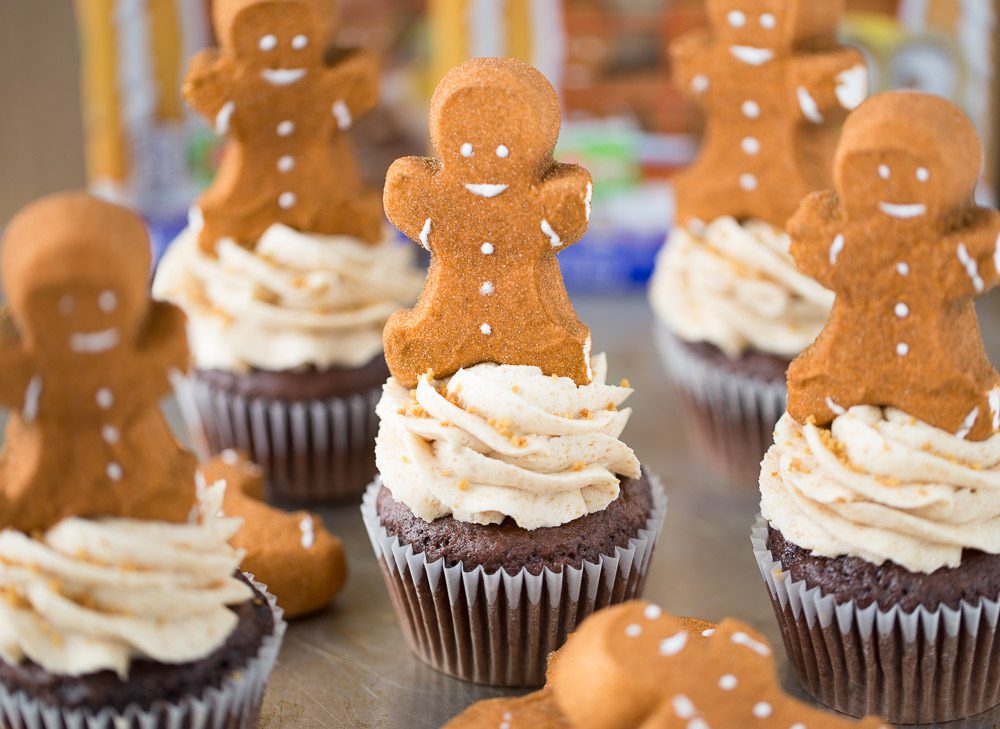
[787,91,1000,440]
[383,57,593,388]
[446,601,886,728]
[200,450,347,619]
[0,192,196,532]
[184,0,381,252]
[671,0,866,228]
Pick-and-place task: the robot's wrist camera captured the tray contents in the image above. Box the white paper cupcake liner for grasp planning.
[752,518,1000,724]
[361,473,668,687]
[655,324,786,484]
[175,374,381,503]
[0,574,286,729]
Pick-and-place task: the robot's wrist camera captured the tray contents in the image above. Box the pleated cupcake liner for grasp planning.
[175,374,381,504]
[361,474,668,688]
[751,518,1000,724]
[0,574,286,729]
[654,324,786,485]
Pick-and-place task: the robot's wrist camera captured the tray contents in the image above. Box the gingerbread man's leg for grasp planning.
[384,309,474,388]
[197,203,273,252]
[318,189,384,244]
[915,379,1000,441]
[786,349,864,427]
[516,322,591,385]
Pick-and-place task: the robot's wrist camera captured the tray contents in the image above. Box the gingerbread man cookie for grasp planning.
[787,91,1000,440]
[672,0,867,228]
[0,193,196,532]
[184,0,382,252]
[383,57,593,388]
[200,450,348,619]
[445,602,885,729]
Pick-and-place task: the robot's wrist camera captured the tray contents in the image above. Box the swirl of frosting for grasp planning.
[649,216,833,358]
[153,221,424,372]
[761,407,1000,573]
[375,353,641,530]
[0,482,253,677]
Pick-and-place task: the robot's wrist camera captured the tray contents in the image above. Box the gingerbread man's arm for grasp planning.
[182,49,237,132]
[0,308,35,413]
[324,48,380,131]
[941,206,1000,297]
[788,190,845,290]
[670,30,713,101]
[136,301,191,396]
[790,48,868,123]
[384,156,440,249]
[537,164,593,253]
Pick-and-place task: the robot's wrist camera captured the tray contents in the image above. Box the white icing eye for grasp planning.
[879,164,891,180]
[728,10,747,27]
[259,34,277,51]
[292,34,308,50]
[58,295,75,315]
[461,143,473,157]
[916,167,930,182]
[496,145,509,158]
[760,13,776,28]
[98,290,118,313]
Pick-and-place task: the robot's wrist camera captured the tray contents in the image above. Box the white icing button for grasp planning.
[278,192,297,209]
[742,100,761,118]
[102,425,120,444]
[292,34,308,50]
[752,702,773,719]
[739,173,758,191]
[107,462,123,481]
[481,242,494,255]
[98,290,117,313]
[719,674,737,690]
[895,302,909,318]
[277,120,294,136]
[479,281,494,295]
[461,142,473,157]
[897,342,910,356]
[691,74,709,93]
[741,136,760,155]
[480,323,492,335]
[896,262,910,276]
[278,155,295,172]
[259,34,277,51]
[96,388,114,409]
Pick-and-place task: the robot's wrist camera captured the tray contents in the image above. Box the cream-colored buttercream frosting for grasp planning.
[374,353,641,530]
[0,482,252,677]
[153,221,424,372]
[650,216,833,358]
[761,407,1000,573]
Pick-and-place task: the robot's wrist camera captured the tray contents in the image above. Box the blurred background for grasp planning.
[1,0,998,290]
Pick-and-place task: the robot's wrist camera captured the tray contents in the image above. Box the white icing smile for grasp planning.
[69,328,121,353]
[878,202,927,219]
[261,68,307,86]
[729,46,775,65]
[464,183,509,198]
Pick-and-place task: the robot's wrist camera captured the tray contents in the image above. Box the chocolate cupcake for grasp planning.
[361,57,666,687]
[753,92,1000,724]
[649,3,866,484]
[153,0,423,503]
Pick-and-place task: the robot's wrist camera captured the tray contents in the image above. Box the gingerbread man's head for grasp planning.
[1,193,152,358]
[834,91,981,223]
[706,0,843,54]
[428,57,561,200]
[213,0,337,73]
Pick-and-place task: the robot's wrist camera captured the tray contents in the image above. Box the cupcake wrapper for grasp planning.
[655,324,786,484]
[752,518,1000,724]
[360,474,668,687]
[175,374,381,503]
[0,574,286,729]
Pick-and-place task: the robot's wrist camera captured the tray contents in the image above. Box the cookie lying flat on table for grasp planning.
[383,57,593,388]
[184,0,382,252]
[0,193,196,532]
[200,450,347,619]
[787,91,1000,440]
[445,602,886,729]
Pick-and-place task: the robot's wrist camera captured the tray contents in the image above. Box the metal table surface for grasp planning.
[4,293,999,729]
